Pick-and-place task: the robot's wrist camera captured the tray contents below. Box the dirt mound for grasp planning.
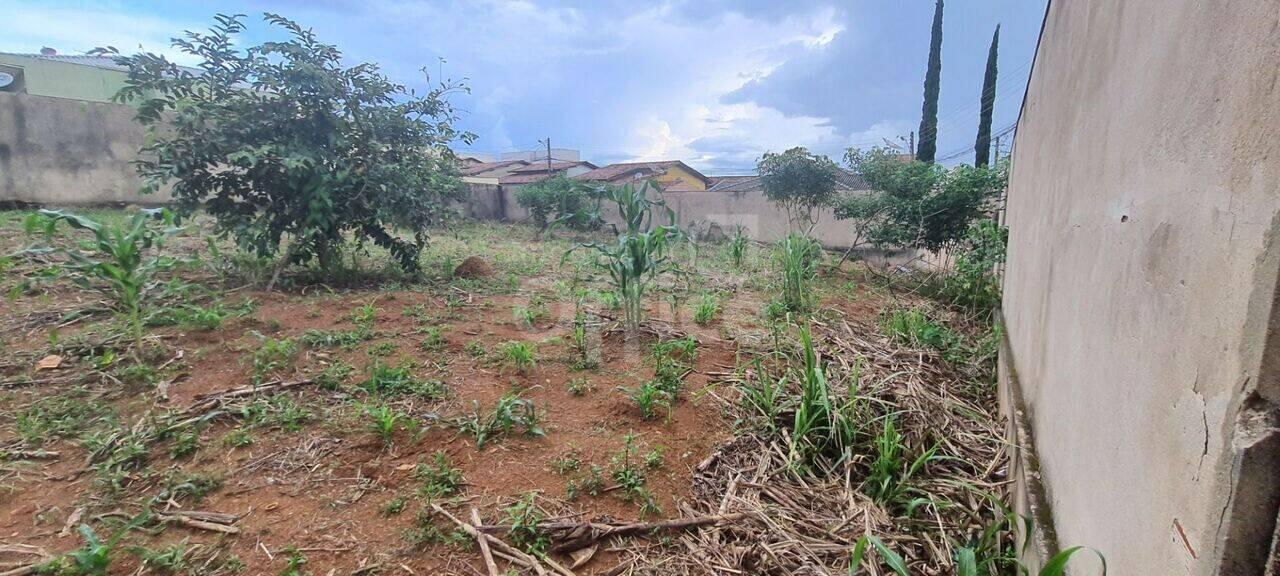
[454,256,495,279]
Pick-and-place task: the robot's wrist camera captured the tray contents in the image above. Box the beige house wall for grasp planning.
[0,92,164,205]
[1000,1,1280,574]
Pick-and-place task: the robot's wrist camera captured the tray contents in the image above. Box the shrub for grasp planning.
[98,13,473,275]
[838,147,1005,253]
[941,220,1007,314]
[514,175,604,231]
[758,147,842,233]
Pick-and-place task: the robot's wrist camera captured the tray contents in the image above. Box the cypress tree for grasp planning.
[916,0,944,163]
[974,25,1000,167]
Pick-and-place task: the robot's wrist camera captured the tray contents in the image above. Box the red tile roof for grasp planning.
[574,161,709,185]
[508,160,596,173]
[460,160,529,176]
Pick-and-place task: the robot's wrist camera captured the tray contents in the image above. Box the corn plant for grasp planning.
[498,341,537,375]
[775,234,821,313]
[569,310,598,370]
[364,403,413,446]
[459,392,545,449]
[570,182,681,332]
[727,225,749,268]
[619,380,671,420]
[25,209,180,352]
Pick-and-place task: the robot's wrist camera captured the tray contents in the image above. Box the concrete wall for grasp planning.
[1000,1,1280,574]
[493,184,875,250]
[0,92,164,205]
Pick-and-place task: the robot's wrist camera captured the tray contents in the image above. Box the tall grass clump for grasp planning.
[775,234,821,313]
[788,325,863,466]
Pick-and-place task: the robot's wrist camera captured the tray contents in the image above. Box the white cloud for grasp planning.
[0,1,201,64]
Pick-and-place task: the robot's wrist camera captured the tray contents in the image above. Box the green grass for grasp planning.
[359,361,446,398]
[15,389,109,447]
[415,451,464,499]
[251,335,296,383]
[692,294,721,325]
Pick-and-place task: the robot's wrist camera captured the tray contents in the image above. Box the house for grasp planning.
[460,160,531,180]
[499,160,596,186]
[0,49,191,103]
[574,160,710,191]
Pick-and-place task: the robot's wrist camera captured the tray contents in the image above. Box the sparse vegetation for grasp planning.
[497,341,537,375]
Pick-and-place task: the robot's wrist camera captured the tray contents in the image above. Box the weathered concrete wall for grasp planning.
[0,92,164,205]
[493,184,878,250]
[1000,1,1280,574]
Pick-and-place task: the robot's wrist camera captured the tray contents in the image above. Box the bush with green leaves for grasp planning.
[514,175,604,231]
[97,13,473,275]
[942,220,1008,314]
[570,182,681,332]
[837,147,1006,254]
[757,147,842,233]
[24,209,179,349]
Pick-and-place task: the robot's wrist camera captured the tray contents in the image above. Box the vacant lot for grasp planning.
[0,210,1007,575]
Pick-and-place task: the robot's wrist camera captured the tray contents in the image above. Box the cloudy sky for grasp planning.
[0,0,1047,174]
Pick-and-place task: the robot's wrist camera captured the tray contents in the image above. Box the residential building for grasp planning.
[0,50,154,103]
[575,160,710,191]
[500,160,596,186]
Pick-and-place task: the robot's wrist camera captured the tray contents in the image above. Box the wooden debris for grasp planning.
[156,510,241,534]
[470,508,500,576]
[0,449,59,460]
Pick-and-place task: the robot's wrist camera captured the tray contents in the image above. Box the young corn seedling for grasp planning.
[864,416,941,512]
[24,209,181,354]
[619,380,671,420]
[498,341,537,375]
[727,225,749,268]
[364,403,413,447]
[458,392,546,449]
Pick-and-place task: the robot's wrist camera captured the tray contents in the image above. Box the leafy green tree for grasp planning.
[974,25,1000,167]
[95,13,474,280]
[757,147,842,233]
[836,147,1004,254]
[514,175,604,232]
[917,0,945,163]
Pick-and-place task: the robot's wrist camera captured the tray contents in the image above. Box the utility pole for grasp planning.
[909,131,916,159]
[538,138,552,173]
[993,134,1002,160]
